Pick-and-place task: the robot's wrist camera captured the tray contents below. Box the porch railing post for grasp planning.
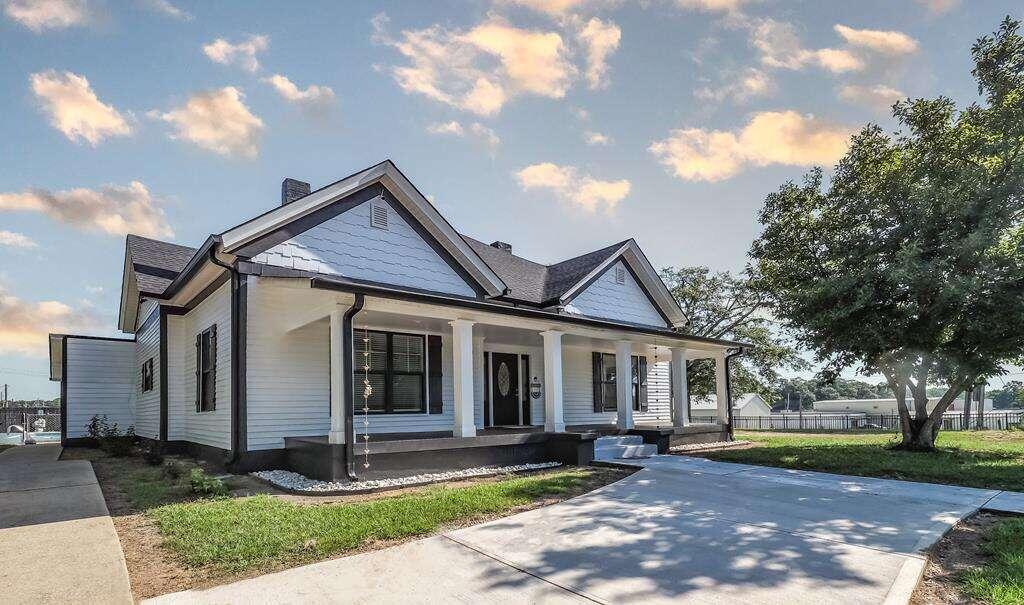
[539,330,565,432]
[450,319,477,438]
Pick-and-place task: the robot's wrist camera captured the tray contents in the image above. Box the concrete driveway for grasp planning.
[148,456,1007,605]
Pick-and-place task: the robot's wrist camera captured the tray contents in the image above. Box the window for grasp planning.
[195,325,217,412]
[592,353,648,412]
[354,330,426,414]
[140,358,154,393]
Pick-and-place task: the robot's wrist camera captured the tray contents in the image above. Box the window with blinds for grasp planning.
[354,330,426,414]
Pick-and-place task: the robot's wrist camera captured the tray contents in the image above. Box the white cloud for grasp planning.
[577,17,620,89]
[675,0,755,12]
[426,120,500,152]
[571,106,590,121]
[150,87,264,158]
[915,0,958,14]
[833,24,918,55]
[30,70,132,146]
[500,0,591,17]
[649,110,853,182]
[142,0,191,21]
[515,163,630,212]
[202,34,268,73]
[838,84,903,112]
[0,282,100,357]
[262,74,336,115]
[750,19,864,73]
[584,130,612,145]
[373,13,577,116]
[426,121,464,136]
[0,231,38,249]
[695,67,773,103]
[4,0,89,31]
[0,181,173,238]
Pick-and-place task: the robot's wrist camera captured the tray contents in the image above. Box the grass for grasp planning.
[962,517,1024,605]
[147,468,595,572]
[697,430,1024,491]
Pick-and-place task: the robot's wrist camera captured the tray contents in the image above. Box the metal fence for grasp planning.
[1,407,61,433]
[733,411,1024,432]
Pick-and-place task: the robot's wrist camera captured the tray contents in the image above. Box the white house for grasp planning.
[49,161,745,481]
[690,393,772,421]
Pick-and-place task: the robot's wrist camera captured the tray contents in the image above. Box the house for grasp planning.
[813,397,994,414]
[49,160,745,481]
[690,393,771,421]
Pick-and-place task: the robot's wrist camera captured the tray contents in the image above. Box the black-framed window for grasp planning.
[195,325,217,412]
[592,353,648,412]
[141,358,154,393]
[355,330,426,414]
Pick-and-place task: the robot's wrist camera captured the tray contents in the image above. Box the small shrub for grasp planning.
[143,442,164,466]
[85,415,137,457]
[163,460,185,481]
[189,468,228,497]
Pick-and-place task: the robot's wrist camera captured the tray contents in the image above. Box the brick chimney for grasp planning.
[281,178,311,205]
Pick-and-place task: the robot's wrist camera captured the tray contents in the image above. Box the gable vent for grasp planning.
[614,265,626,284]
[370,200,389,229]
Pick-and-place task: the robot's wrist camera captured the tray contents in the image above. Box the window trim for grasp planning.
[354,329,428,415]
[593,352,648,413]
[141,357,154,393]
[195,324,217,413]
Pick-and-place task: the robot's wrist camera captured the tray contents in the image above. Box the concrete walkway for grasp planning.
[144,455,1020,605]
[0,444,132,604]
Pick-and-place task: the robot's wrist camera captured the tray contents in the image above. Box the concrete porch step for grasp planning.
[594,435,643,447]
[594,443,658,460]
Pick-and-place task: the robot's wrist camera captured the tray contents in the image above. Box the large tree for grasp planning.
[750,18,1024,450]
[660,266,806,403]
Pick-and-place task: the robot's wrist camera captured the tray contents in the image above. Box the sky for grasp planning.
[0,0,1020,399]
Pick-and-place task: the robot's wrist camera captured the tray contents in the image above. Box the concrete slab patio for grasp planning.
[0,444,132,605]
[145,455,1016,605]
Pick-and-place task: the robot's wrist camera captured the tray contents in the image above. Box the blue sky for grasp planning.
[0,0,1019,398]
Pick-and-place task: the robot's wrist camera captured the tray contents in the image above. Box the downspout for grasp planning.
[208,246,245,466]
[724,347,745,441]
[343,294,365,481]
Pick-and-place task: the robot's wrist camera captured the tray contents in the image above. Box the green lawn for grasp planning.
[148,468,597,572]
[962,518,1024,605]
[698,430,1024,491]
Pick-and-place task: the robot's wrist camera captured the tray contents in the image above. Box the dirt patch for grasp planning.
[911,512,1002,605]
[77,447,632,600]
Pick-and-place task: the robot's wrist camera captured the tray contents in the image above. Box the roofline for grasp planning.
[310,275,749,349]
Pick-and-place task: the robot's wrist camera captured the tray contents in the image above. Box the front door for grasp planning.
[490,353,520,426]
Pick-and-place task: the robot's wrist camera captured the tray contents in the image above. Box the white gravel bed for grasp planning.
[253,461,563,493]
[670,440,750,452]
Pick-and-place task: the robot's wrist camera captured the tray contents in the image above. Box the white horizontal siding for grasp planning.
[166,315,186,441]
[133,306,161,439]
[570,260,667,328]
[65,338,136,438]
[561,346,671,426]
[180,281,232,450]
[252,196,475,297]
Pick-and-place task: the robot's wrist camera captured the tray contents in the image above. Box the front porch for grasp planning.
[245,277,738,481]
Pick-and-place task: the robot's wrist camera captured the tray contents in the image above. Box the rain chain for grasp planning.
[361,330,372,469]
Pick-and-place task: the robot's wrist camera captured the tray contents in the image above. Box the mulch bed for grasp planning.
[65,447,631,600]
[911,512,1002,605]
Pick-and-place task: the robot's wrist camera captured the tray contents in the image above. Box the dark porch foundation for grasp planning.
[565,423,731,454]
[284,429,598,482]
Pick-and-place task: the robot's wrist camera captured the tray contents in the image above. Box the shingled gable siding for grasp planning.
[65,338,136,439]
[250,197,476,297]
[133,303,162,439]
[569,260,668,328]
[180,281,231,450]
[561,345,672,426]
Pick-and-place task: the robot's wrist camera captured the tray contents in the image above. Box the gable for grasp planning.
[251,194,478,297]
[566,260,669,328]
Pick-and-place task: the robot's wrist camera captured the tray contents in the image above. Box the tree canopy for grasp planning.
[750,17,1024,449]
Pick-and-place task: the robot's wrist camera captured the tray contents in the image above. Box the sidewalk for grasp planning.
[0,444,132,604]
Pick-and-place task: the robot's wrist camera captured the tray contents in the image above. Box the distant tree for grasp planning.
[990,381,1024,409]
[751,18,1024,450]
[661,266,807,403]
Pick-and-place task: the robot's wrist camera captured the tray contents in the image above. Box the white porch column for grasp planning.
[671,347,689,428]
[540,331,565,432]
[615,340,634,430]
[451,319,477,437]
[715,353,730,424]
[328,309,346,444]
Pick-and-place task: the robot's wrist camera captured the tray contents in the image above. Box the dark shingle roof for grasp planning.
[126,234,197,295]
[462,236,627,306]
